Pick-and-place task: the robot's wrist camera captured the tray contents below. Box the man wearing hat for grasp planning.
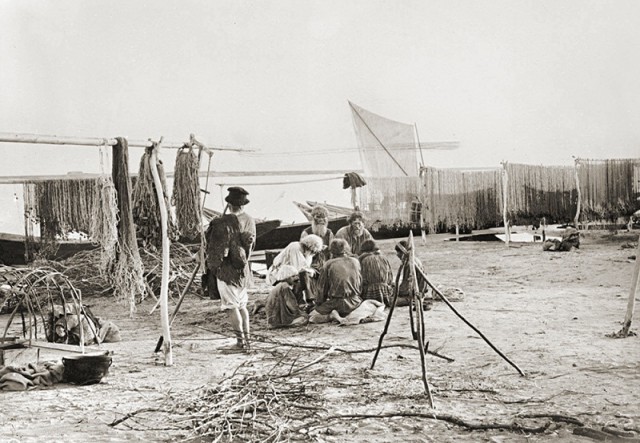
[225,187,256,245]
[203,186,256,351]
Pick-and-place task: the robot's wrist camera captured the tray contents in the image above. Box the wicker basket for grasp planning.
[62,351,112,385]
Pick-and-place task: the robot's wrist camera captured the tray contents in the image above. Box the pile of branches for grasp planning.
[34,242,200,302]
[110,351,329,441]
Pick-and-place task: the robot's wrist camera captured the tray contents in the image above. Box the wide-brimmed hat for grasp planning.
[225,186,250,206]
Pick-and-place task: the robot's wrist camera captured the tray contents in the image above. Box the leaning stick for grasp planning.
[371,257,406,369]
[149,140,173,366]
[409,232,434,406]
[413,264,525,376]
[154,262,201,353]
[617,236,640,337]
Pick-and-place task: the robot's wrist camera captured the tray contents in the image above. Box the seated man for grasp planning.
[266,234,324,305]
[264,265,307,328]
[395,240,431,308]
[309,238,363,323]
[335,211,374,256]
[359,239,394,306]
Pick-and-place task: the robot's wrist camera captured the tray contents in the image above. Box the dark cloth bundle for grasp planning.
[205,214,251,286]
[343,172,367,189]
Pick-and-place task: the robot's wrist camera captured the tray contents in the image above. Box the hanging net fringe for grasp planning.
[505,163,577,224]
[576,158,640,222]
[172,146,201,241]
[420,167,503,232]
[132,148,177,250]
[89,176,119,278]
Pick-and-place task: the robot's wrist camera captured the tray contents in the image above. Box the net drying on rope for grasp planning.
[505,163,577,224]
[172,146,201,241]
[576,158,640,222]
[420,167,503,232]
[357,176,422,227]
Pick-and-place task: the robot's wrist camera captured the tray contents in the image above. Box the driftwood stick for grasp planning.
[304,411,551,434]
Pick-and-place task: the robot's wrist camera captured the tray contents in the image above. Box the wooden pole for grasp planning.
[413,263,525,376]
[574,158,582,228]
[409,232,434,406]
[149,140,173,366]
[0,132,246,153]
[618,237,640,337]
[501,162,511,246]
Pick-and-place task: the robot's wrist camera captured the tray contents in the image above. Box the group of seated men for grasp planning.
[264,206,430,328]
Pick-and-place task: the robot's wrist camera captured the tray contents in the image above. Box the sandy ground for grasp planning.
[1,229,639,442]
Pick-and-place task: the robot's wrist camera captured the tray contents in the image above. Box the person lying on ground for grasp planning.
[395,240,432,309]
[335,211,374,256]
[359,239,394,306]
[264,265,307,328]
[266,234,324,306]
[309,238,363,323]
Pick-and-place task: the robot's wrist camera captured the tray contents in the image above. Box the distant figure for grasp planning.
[358,239,394,306]
[309,238,363,323]
[543,226,580,252]
[335,211,374,256]
[266,235,324,305]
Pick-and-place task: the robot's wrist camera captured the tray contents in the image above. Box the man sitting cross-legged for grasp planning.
[264,265,308,328]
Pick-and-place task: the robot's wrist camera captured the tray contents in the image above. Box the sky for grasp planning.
[1,0,639,233]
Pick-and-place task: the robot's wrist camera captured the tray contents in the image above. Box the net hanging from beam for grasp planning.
[505,163,577,224]
[420,167,503,232]
[576,158,640,222]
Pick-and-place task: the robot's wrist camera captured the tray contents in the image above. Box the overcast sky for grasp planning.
[1,0,639,231]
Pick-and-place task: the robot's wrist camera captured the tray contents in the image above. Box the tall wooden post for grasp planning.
[149,141,173,366]
[501,162,511,246]
[619,238,640,337]
[574,158,582,228]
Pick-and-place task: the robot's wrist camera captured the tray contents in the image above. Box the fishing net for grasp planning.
[172,146,201,241]
[504,163,577,224]
[132,147,177,250]
[576,158,640,222]
[420,167,503,232]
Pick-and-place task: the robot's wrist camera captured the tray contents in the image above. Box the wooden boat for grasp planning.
[0,232,97,265]
[202,207,282,239]
[255,217,349,251]
[304,201,424,240]
[1,213,282,265]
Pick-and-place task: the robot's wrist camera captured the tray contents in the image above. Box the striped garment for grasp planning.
[359,251,394,304]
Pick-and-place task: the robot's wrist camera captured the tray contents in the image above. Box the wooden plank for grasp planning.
[0,169,363,184]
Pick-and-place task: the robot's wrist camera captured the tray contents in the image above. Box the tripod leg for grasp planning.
[415,291,434,407]
[371,260,406,370]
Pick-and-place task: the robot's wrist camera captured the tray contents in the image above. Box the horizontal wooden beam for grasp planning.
[0,169,362,184]
[0,132,250,153]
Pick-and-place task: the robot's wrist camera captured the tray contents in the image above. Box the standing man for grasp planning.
[205,187,256,351]
[335,211,373,256]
